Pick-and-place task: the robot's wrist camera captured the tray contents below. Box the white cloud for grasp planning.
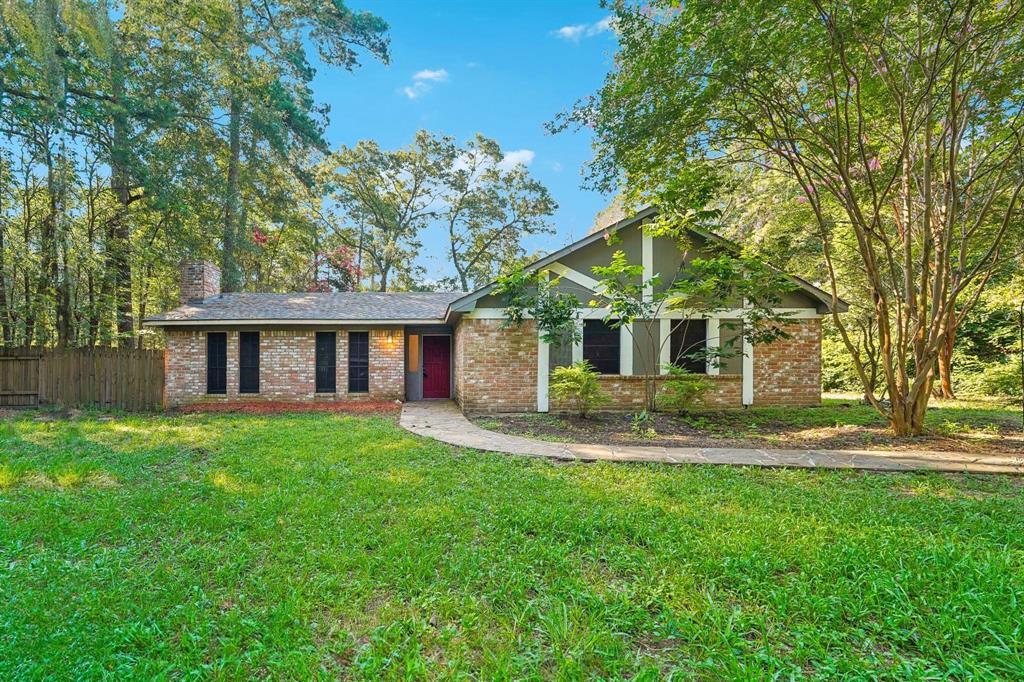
[400,68,449,99]
[556,24,586,41]
[498,149,536,169]
[413,68,448,82]
[553,16,614,42]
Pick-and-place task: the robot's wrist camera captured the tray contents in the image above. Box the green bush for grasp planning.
[658,365,714,413]
[550,360,608,418]
[630,410,657,438]
[956,359,1023,398]
[821,334,863,392]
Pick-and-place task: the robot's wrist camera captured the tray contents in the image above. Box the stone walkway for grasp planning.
[400,401,1024,475]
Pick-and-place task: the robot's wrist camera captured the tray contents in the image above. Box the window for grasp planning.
[206,332,227,394]
[315,332,337,393]
[407,334,420,372]
[239,331,260,393]
[348,331,369,393]
[670,319,707,374]
[582,319,620,374]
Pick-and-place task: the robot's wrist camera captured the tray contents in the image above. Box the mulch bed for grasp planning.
[177,400,402,416]
[472,411,1024,456]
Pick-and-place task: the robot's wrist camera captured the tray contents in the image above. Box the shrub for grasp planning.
[956,359,1023,398]
[821,333,863,392]
[658,365,714,413]
[630,410,657,438]
[550,360,608,418]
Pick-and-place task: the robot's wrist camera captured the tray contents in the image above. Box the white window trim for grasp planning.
[537,333,549,412]
[642,228,654,303]
[537,271,550,412]
[572,319,584,364]
[620,323,633,376]
[659,319,671,375]
[706,318,721,376]
[741,300,754,405]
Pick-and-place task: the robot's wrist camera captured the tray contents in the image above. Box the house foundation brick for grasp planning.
[549,374,742,413]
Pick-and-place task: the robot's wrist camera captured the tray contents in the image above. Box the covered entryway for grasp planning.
[405,326,453,401]
[422,335,451,399]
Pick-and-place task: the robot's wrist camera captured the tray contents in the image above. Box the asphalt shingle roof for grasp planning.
[144,291,467,325]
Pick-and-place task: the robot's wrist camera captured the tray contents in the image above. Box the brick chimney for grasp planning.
[179,260,221,304]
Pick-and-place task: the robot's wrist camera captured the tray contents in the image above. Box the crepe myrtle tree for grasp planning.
[562,0,1024,434]
[496,219,798,412]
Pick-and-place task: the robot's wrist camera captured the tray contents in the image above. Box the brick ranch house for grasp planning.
[144,207,847,412]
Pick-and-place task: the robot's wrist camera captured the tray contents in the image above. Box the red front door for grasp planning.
[422,335,451,399]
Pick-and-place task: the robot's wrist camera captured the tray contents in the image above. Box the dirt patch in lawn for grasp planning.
[471,404,1024,455]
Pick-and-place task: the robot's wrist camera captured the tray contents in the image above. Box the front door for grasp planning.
[422,335,451,399]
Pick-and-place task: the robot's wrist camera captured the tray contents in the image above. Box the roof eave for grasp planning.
[142,317,447,328]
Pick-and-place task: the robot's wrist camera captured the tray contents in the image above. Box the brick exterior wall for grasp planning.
[753,319,822,406]
[163,328,404,407]
[454,318,538,413]
[179,260,221,304]
[161,317,820,411]
[550,375,742,413]
[453,317,820,414]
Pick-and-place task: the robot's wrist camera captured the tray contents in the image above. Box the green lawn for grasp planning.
[2,412,1023,679]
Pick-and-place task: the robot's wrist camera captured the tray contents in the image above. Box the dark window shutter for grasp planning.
[207,332,227,394]
[348,331,369,393]
[239,332,260,393]
[315,332,337,393]
[582,320,620,374]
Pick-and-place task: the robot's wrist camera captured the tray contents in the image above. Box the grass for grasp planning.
[2,411,1023,679]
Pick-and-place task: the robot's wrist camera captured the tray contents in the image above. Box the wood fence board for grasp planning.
[0,347,163,410]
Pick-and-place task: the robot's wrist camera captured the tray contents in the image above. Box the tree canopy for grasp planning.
[563,0,1024,434]
[327,130,556,292]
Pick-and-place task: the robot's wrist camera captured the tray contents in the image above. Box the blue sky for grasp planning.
[312,0,617,281]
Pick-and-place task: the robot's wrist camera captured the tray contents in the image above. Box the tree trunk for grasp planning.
[23,273,33,345]
[935,328,956,399]
[221,92,242,292]
[0,178,9,345]
[86,172,99,346]
[57,236,72,346]
[40,136,62,346]
[19,157,36,345]
[889,373,933,437]
[108,47,135,348]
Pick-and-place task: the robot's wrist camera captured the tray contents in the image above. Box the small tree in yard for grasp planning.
[493,270,582,345]
[550,361,609,418]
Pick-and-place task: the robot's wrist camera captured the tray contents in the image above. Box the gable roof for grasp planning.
[145,208,848,328]
[448,206,849,315]
[143,291,465,326]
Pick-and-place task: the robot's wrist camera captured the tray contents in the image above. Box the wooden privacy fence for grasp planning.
[0,347,164,410]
